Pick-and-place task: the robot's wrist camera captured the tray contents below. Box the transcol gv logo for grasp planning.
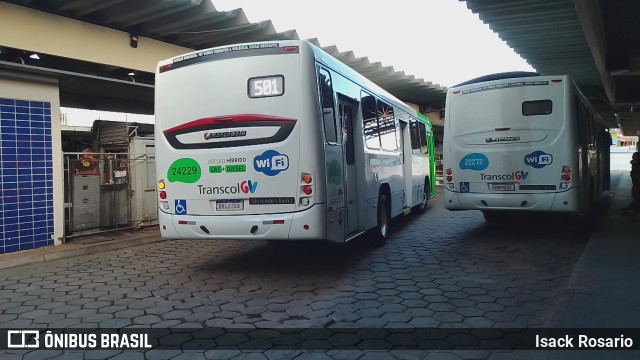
[197,180,257,195]
[480,171,529,181]
[524,150,553,168]
[240,180,258,194]
[254,150,289,176]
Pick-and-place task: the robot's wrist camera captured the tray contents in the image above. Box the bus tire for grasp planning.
[413,179,429,215]
[374,194,390,246]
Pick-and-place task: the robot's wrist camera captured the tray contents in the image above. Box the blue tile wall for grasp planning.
[0,97,54,254]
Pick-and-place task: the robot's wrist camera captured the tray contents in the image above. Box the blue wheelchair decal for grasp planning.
[460,182,470,193]
[175,199,187,215]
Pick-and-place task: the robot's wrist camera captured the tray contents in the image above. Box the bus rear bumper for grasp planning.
[158,204,326,240]
[443,188,578,213]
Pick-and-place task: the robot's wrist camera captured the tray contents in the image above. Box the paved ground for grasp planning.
[0,176,615,359]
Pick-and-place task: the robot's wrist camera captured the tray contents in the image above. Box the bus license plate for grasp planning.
[489,183,515,191]
[216,200,243,211]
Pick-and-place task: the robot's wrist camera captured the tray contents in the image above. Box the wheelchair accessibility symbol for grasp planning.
[460,182,470,193]
[175,199,187,215]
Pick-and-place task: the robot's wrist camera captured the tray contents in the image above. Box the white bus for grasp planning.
[443,72,610,222]
[154,40,436,243]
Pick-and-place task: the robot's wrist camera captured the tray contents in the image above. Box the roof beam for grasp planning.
[574,0,615,103]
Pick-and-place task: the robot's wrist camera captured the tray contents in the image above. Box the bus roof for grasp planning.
[453,71,540,87]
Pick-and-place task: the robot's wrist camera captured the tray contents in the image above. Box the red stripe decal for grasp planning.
[164,114,296,134]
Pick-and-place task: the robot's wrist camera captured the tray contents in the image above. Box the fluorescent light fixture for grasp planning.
[29,53,40,60]
[128,72,135,76]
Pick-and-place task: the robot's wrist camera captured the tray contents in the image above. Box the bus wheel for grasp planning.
[413,180,429,215]
[374,194,390,246]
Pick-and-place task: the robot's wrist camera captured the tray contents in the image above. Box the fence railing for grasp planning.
[63,152,157,239]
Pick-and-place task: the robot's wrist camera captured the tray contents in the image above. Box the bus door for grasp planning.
[399,120,413,209]
[338,98,359,235]
[321,67,345,242]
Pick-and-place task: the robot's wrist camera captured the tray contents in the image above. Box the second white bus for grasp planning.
[443,73,610,221]
[154,40,436,243]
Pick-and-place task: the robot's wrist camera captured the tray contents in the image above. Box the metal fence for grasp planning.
[63,152,157,239]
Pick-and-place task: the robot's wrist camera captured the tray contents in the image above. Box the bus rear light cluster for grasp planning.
[158,180,167,199]
[299,172,313,206]
[560,166,571,189]
[446,168,453,184]
[158,179,170,209]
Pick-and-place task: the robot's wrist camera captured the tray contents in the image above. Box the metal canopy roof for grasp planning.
[463,0,640,135]
[0,0,446,114]
[308,39,447,105]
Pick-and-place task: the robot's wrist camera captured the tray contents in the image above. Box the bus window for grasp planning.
[361,91,380,149]
[410,119,421,155]
[378,100,397,151]
[522,100,552,116]
[343,103,355,165]
[319,68,337,144]
[575,96,588,147]
[419,122,429,155]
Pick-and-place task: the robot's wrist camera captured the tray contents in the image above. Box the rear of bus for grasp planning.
[155,41,325,240]
[443,75,582,215]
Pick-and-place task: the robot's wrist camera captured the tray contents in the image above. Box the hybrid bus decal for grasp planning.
[443,72,610,222]
[155,40,436,243]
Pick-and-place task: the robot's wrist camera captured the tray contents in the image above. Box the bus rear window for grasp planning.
[522,100,552,116]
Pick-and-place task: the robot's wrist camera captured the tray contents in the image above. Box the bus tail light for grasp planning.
[560,166,571,189]
[299,172,314,207]
[158,179,170,210]
[446,168,453,183]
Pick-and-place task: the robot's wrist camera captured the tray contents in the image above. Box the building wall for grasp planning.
[0,72,63,253]
[424,111,444,126]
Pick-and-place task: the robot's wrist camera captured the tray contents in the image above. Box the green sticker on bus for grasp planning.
[167,158,201,183]
[209,164,247,174]
[328,160,342,185]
